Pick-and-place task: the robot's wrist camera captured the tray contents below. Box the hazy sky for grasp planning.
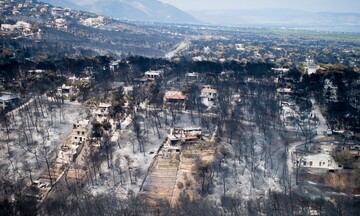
[159,0,360,13]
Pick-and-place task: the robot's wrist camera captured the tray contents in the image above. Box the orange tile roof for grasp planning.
[164,91,186,100]
[201,88,218,93]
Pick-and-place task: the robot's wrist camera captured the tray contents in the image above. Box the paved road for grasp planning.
[287,98,330,188]
[165,40,191,59]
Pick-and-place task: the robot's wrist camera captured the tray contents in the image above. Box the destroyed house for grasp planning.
[27,69,44,79]
[57,84,77,99]
[164,91,187,108]
[71,120,89,145]
[59,119,89,162]
[168,128,202,144]
[185,72,199,82]
[94,103,111,122]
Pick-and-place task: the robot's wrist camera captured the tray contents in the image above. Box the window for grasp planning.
[319,162,321,166]
[303,161,306,166]
[309,161,313,166]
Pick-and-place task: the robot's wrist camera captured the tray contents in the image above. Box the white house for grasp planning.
[272,67,290,73]
[235,44,245,51]
[201,85,218,101]
[144,70,163,79]
[296,154,343,170]
[51,7,64,16]
[1,21,31,32]
[305,66,319,75]
[94,103,112,122]
[68,76,92,85]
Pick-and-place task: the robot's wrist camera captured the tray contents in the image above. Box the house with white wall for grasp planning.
[94,103,112,122]
[294,154,343,170]
[201,85,218,101]
[144,70,163,79]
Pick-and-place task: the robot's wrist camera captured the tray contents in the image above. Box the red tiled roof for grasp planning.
[164,91,186,100]
[201,88,218,93]
[185,136,198,140]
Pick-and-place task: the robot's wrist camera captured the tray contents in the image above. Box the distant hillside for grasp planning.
[189,8,360,32]
[38,0,82,10]
[0,0,183,60]
[40,0,199,24]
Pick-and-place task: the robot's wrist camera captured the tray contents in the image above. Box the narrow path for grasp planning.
[310,97,328,136]
[139,146,180,205]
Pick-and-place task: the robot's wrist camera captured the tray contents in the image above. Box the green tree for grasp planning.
[335,150,353,168]
[110,86,125,121]
[77,80,90,101]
